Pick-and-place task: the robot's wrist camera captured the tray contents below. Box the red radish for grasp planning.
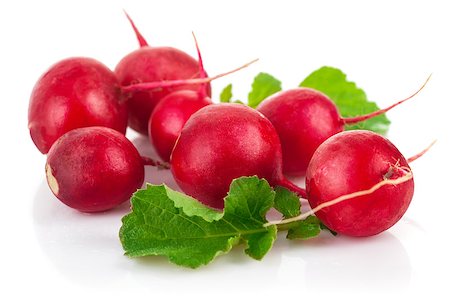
[149,33,212,162]
[115,13,211,134]
[46,126,144,212]
[170,103,306,210]
[28,57,127,154]
[257,78,429,176]
[304,130,414,237]
[149,91,212,161]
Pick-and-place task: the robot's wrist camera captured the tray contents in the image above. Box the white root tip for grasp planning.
[46,163,60,195]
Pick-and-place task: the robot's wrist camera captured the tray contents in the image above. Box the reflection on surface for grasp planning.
[33,173,284,289]
[280,231,412,292]
[33,180,132,285]
[33,176,412,293]
[32,135,412,292]
[32,134,187,287]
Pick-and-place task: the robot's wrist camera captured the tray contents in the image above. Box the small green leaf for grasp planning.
[287,216,321,240]
[273,186,300,218]
[248,73,282,108]
[224,177,277,260]
[273,186,322,240]
[243,229,277,260]
[165,186,222,222]
[119,177,277,268]
[220,84,233,103]
[300,66,390,134]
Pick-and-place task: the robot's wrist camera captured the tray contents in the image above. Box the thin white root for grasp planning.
[407,139,437,163]
[342,73,432,125]
[122,58,259,92]
[264,170,413,227]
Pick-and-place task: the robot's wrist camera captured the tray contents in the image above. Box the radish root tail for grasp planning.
[191,32,208,98]
[342,74,432,125]
[407,140,437,163]
[141,156,170,169]
[121,58,259,93]
[264,169,413,227]
[123,10,149,47]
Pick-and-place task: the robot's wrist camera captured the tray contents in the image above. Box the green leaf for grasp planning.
[287,216,321,240]
[300,66,390,134]
[164,186,222,222]
[273,186,300,218]
[119,177,277,268]
[220,84,233,103]
[273,186,321,240]
[248,72,282,108]
[223,176,277,259]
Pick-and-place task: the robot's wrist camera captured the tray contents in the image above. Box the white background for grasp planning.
[1,0,449,303]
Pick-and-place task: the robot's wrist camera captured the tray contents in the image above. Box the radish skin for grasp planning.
[28,57,127,154]
[305,130,414,237]
[46,127,144,212]
[170,103,306,209]
[116,13,211,134]
[148,32,212,162]
[257,76,430,176]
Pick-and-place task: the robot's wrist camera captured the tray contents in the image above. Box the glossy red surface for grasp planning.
[28,57,127,154]
[171,103,283,209]
[306,130,414,237]
[115,46,211,134]
[149,90,212,162]
[258,88,343,176]
[46,127,144,212]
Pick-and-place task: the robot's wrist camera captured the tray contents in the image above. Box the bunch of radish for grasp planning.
[28,13,433,240]
[28,13,251,212]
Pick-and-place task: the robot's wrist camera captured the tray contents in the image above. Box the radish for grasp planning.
[28,56,252,156]
[148,33,212,162]
[28,57,127,154]
[170,103,306,209]
[46,126,147,212]
[257,78,429,176]
[267,130,415,237]
[115,13,211,134]
[149,91,211,162]
[305,130,414,236]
